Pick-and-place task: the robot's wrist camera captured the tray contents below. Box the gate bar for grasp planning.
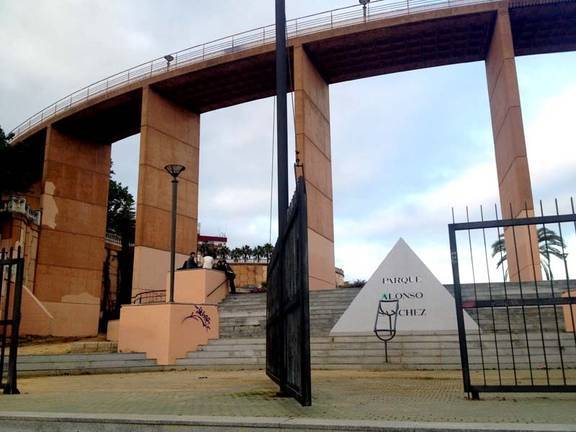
[449,208,576,398]
[448,226,476,399]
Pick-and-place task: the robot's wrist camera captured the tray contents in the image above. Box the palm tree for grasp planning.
[198,242,210,256]
[491,227,568,280]
[218,245,230,260]
[241,245,253,262]
[230,248,243,262]
[253,245,264,262]
[262,243,274,263]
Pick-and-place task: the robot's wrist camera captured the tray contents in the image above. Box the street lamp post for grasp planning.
[359,0,370,21]
[164,164,186,303]
[276,0,289,236]
[164,54,174,71]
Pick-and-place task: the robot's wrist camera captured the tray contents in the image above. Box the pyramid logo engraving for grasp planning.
[331,238,478,335]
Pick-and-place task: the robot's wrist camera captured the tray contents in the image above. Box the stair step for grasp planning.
[14,352,159,375]
[178,285,576,371]
[17,352,149,363]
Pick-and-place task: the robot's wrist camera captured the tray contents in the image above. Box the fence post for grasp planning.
[5,250,23,395]
[449,225,476,399]
[0,248,7,390]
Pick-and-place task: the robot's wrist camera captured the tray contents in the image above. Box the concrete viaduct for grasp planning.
[9,0,576,336]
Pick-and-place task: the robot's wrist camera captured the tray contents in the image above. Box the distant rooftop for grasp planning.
[198,234,227,243]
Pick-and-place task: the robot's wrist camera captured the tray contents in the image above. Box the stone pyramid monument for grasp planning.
[331,238,478,336]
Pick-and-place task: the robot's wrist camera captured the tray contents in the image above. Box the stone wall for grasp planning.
[230,263,268,289]
[229,262,344,289]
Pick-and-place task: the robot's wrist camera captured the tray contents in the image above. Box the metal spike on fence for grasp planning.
[449,199,576,397]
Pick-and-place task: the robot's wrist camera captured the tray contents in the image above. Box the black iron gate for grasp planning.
[449,203,576,399]
[266,177,311,406]
[0,247,24,395]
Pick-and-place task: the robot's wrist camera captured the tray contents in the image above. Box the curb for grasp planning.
[0,412,575,432]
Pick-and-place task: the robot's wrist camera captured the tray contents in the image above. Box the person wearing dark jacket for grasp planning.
[181,251,198,270]
[214,259,236,294]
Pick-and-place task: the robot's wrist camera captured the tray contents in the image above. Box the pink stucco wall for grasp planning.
[118,303,219,365]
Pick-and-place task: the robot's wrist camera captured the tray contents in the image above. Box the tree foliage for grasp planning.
[0,125,41,196]
[262,243,273,261]
[491,227,568,280]
[106,177,135,246]
[206,242,275,263]
[105,170,136,312]
[240,245,252,261]
[218,245,230,259]
[342,279,366,288]
[0,127,12,150]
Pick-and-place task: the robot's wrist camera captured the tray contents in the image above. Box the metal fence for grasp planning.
[266,177,311,406]
[449,201,576,399]
[9,0,500,139]
[131,289,166,305]
[0,248,24,395]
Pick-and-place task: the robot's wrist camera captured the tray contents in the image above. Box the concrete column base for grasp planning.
[118,303,219,365]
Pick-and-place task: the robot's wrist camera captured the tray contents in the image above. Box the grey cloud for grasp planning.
[2,1,575,283]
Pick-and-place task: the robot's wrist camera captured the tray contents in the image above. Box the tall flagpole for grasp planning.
[275,0,288,236]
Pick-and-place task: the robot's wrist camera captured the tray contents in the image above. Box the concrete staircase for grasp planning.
[218,288,359,338]
[9,289,358,376]
[177,285,576,370]
[177,288,467,370]
[15,352,161,376]
[14,283,575,374]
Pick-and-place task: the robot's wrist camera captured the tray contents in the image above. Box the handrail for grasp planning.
[206,278,229,300]
[131,289,166,305]
[10,0,498,140]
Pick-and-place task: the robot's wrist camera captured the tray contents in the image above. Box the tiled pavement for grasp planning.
[0,369,575,425]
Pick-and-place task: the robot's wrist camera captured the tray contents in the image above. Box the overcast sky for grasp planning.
[1,0,575,283]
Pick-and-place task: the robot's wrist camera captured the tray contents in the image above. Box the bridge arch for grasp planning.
[8,0,576,335]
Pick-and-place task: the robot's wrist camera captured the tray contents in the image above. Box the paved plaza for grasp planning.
[0,369,575,426]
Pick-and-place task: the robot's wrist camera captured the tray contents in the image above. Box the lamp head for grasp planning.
[164,164,186,178]
[164,54,175,63]
[359,0,370,5]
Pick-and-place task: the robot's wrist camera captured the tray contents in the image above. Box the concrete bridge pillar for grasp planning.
[293,45,336,290]
[132,86,200,295]
[35,126,111,336]
[486,9,541,281]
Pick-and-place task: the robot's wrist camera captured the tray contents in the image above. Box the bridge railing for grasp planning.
[10,0,493,139]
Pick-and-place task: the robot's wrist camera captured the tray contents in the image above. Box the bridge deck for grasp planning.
[12,0,576,147]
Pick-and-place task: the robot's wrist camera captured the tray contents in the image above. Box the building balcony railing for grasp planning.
[0,196,41,225]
